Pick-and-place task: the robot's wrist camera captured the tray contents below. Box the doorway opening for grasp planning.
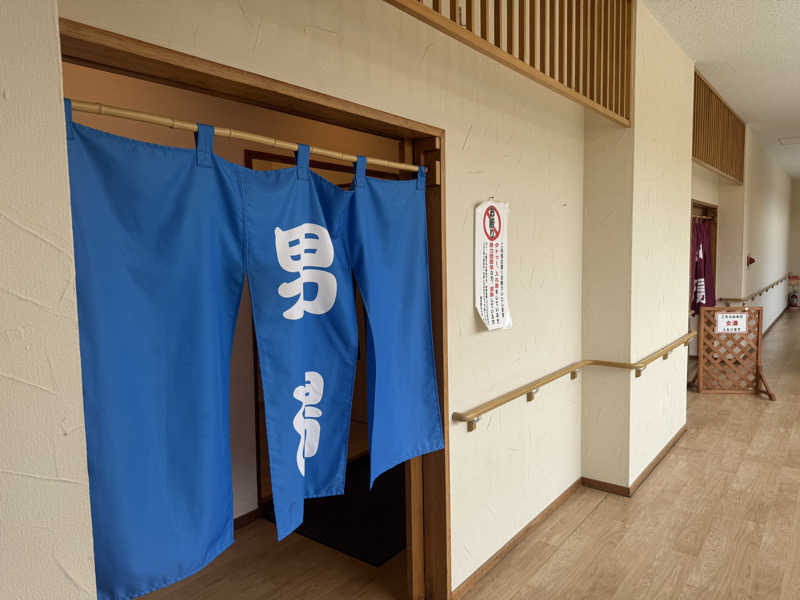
[688,200,718,384]
[61,18,450,600]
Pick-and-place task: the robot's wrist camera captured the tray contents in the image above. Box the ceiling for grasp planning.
[644,0,800,177]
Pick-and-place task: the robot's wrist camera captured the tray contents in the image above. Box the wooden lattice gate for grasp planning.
[698,306,775,400]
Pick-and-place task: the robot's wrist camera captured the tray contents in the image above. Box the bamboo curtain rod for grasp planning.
[68,99,422,174]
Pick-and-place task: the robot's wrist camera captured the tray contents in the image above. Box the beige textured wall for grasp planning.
[628,2,694,482]
[582,2,693,487]
[581,110,634,486]
[692,162,720,207]
[58,0,585,589]
[742,129,791,328]
[717,180,747,298]
[0,1,96,598]
[791,180,800,275]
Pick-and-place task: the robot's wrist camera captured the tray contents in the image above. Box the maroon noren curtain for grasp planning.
[691,219,716,311]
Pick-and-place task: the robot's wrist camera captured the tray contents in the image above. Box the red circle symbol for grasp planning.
[483,205,501,241]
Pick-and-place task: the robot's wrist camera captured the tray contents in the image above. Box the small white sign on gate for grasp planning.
[716,312,747,334]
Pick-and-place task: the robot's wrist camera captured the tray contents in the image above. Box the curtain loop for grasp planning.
[64,98,75,140]
[416,165,426,190]
[194,124,214,168]
[295,144,310,180]
[354,156,367,188]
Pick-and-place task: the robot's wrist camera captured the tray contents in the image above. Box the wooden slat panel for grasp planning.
[607,0,612,110]
[578,0,589,98]
[549,0,556,77]
[622,0,630,118]
[589,0,599,102]
[530,0,536,67]
[383,0,634,126]
[616,0,622,114]
[692,71,745,183]
[612,0,617,112]
[540,0,547,72]
[566,0,573,88]
[495,0,502,48]
[619,0,625,115]
[617,0,623,112]
[508,0,514,53]
[559,0,566,83]
[598,0,604,105]
[602,0,609,108]
[611,0,617,112]
[608,0,613,109]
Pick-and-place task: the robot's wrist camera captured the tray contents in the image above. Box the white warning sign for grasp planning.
[475,200,512,331]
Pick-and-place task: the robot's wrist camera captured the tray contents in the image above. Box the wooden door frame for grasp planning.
[59,18,451,599]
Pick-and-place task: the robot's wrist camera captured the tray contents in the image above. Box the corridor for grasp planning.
[7,3,800,599]
[462,310,800,599]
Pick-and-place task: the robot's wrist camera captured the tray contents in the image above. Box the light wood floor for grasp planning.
[462,309,800,600]
[145,515,407,599]
[148,310,799,599]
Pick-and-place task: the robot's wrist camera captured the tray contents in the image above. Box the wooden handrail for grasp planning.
[452,331,697,431]
[717,274,789,306]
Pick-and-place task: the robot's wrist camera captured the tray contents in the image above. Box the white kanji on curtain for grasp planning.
[292,371,324,476]
[274,224,337,320]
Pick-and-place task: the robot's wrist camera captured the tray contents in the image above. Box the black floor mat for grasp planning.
[264,455,406,566]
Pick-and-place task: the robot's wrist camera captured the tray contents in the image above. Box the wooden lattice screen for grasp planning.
[383,0,634,126]
[698,306,774,400]
[693,72,745,183]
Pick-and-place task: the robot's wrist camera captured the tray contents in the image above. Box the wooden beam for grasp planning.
[59,18,442,140]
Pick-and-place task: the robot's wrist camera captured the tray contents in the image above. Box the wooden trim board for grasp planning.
[233,508,261,530]
[451,478,582,600]
[59,18,443,141]
[417,135,451,600]
[580,476,631,497]
[582,425,687,497]
[628,425,687,495]
[692,157,743,185]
